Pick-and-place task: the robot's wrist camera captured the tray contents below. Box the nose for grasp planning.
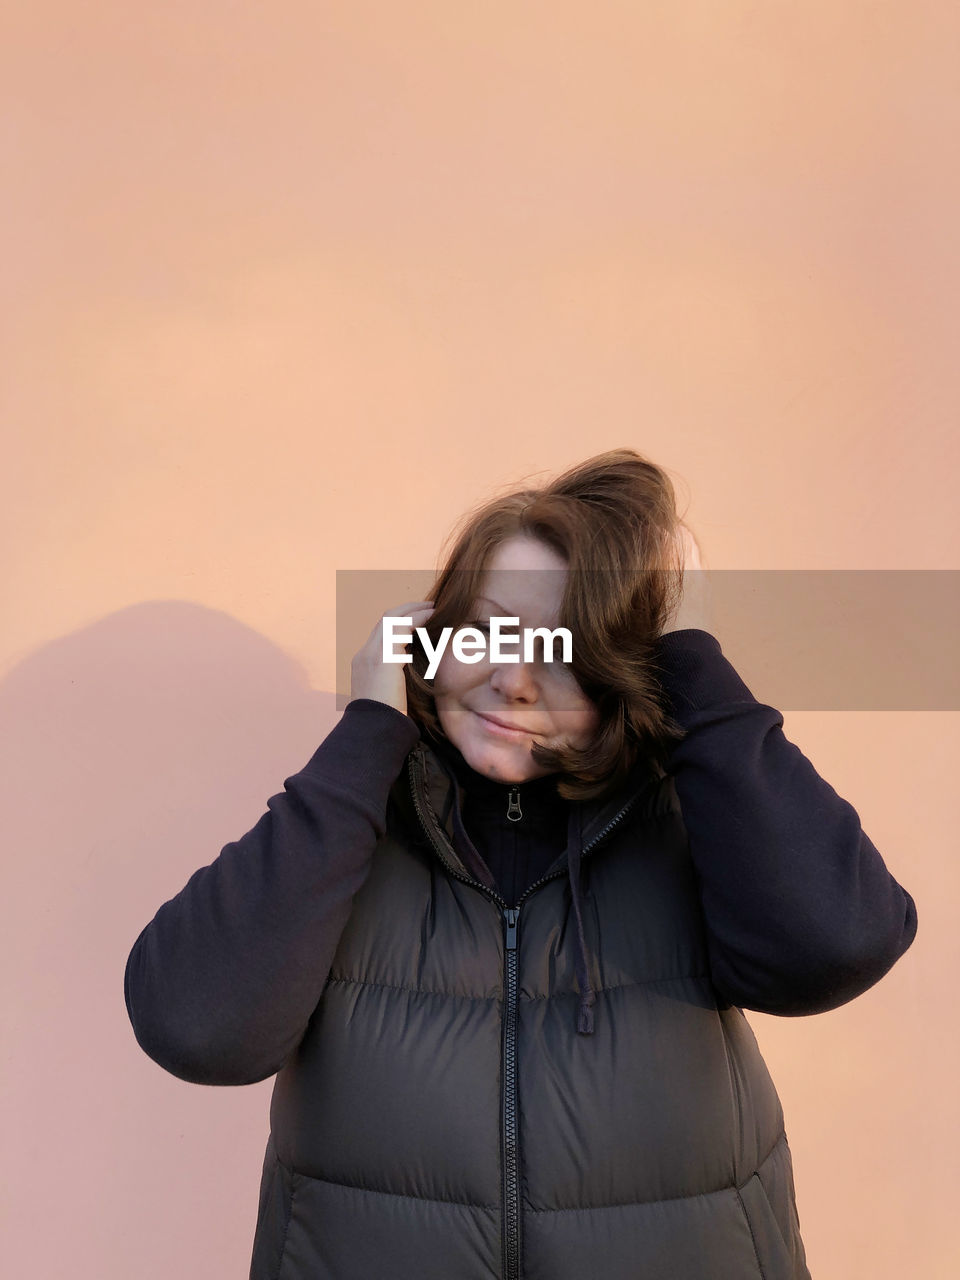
[488,657,540,702]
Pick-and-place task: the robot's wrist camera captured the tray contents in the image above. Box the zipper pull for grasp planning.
[503,905,519,951]
[506,786,522,822]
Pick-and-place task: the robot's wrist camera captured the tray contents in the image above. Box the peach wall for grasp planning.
[2,3,956,1277]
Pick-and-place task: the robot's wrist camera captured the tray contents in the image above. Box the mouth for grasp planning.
[473,710,535,740]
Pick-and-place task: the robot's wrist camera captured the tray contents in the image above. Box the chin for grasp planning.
[461,737,530,781]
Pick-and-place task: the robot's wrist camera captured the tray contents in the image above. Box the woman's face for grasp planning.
[432,534,601,783]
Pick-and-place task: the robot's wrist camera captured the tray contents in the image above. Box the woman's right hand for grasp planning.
[349,600,436,716]
[660,525,714,636]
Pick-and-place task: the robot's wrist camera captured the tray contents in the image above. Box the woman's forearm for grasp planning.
[123,699,421,1085]
[650,628,919,1015]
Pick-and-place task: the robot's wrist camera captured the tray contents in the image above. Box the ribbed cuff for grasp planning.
[649,628,759,721]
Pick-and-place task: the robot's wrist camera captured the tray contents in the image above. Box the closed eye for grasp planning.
[466,622,572,667]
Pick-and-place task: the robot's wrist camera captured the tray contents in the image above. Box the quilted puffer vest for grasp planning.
[249,735,811,1280]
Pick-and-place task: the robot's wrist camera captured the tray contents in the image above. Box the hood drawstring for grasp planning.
[566,805,596,1035]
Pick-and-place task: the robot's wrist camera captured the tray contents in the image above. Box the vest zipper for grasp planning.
[496,792,644,1280]
[506,787,522,821]
[501,905,521,1280]
[405,749,655,1280]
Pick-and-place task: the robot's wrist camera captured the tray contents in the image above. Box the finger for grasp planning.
[385,600,435,616]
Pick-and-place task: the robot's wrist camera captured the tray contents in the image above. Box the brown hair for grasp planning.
[405,448,691,802]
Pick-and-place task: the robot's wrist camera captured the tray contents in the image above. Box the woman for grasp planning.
[124,449,918,1280]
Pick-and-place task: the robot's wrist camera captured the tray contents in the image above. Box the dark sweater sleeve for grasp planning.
[650,629,919,1016]
[123,698,422,1086]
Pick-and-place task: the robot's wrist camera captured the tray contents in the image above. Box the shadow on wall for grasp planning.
[0,600,340,1280]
